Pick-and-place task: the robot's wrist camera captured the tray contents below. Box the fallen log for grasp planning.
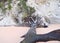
[21,29,60,43]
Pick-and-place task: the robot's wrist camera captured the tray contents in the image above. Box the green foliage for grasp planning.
[7,0,11,3]
[0,2,6,13]
[19,0,35,18]
[28,7,35,15]
[0,0,35,16]
[0,2,4,9]
[7,0,12,10]
[7,4,12,10]
[0,0,12,11]
[19,0,28,12]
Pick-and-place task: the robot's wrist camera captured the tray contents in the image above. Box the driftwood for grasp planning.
[21,29,60,43]
[20,22,37,43]
[22,16,48,27]
[20,15,49,43]
[20,16,60,43]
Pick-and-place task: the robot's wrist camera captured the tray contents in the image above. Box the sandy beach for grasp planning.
[0,24,60,43]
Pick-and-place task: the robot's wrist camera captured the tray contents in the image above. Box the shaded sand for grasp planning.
[0,24,60,43]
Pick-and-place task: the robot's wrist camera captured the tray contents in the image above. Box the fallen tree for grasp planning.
[21,29,60,43]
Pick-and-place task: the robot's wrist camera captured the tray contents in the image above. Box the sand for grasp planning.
[0,24,60,43]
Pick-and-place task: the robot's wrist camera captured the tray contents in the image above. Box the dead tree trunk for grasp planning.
[21,29,60,43]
